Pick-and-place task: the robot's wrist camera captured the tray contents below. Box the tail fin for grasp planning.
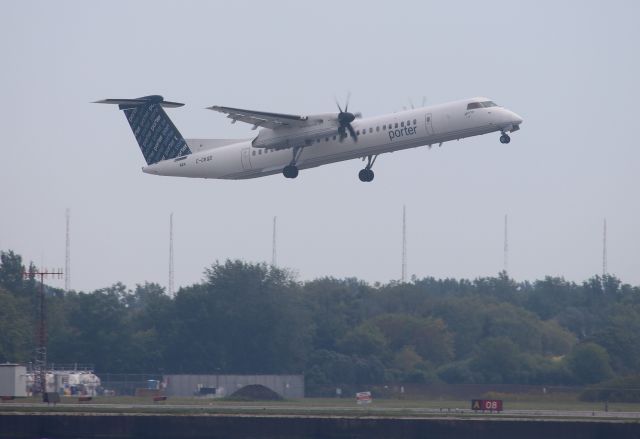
[95,95,191,165]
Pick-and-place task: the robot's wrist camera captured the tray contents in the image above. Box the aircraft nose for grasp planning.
[511,111,523,125]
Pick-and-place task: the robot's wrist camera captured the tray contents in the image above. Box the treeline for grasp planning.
[1,250,639,395]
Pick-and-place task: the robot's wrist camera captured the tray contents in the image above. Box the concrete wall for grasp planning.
[0,364,27,397]
[164,374,304,399]
[2,414,640,439]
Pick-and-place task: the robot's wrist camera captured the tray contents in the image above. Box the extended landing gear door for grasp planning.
[241,147,253,170]
[425,113,434,136]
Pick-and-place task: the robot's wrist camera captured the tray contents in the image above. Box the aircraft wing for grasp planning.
[207,105,320,130]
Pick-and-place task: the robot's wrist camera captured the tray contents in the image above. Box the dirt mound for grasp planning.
[228,384,283,401]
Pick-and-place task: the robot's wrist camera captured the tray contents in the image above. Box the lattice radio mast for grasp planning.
[23,267,63,396]
[65,208,71,291]
[169,213,174,296]
[402,205,407,283]
[504,214,509,274]
[272,216,277,266]
[603,218,608,278]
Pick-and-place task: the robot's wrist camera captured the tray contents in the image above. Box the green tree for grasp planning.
[525,276,577,320]
[591,305,640,373]
[566,342,613,384]
[303,277,375,351]
[371,314,454,365]
[337,324,388,358]
[0,288,32,362]
[470,336,521,383]
[165,260,309,374]
[60,286,132,372]
[0,250,25,293]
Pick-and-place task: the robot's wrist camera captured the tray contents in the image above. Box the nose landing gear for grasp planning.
[358,154,378,182]
[359,168,374,182]
[500,133,511,144]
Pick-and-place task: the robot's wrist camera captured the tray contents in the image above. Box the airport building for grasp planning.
[0,364,27,398]
[164,374,304,399]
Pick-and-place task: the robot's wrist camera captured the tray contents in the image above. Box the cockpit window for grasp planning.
[467,101,499,110]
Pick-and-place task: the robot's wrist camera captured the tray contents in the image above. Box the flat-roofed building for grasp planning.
[0,364,27,397]
[164,374,304,399]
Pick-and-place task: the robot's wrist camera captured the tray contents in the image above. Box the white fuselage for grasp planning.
[142,97,522,179]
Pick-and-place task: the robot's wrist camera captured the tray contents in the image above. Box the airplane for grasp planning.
[95,95,522,182]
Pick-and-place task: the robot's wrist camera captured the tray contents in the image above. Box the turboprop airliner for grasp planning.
[95,95,522,182]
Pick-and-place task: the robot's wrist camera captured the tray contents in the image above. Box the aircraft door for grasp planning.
[241,147,253,170]
[425,113,435,136]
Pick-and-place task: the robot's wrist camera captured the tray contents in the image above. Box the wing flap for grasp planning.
[208,105,315,129]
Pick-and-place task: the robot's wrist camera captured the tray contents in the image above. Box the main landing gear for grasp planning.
[358,154,378,182]
[282,146,304,179]
[500,133,511,144]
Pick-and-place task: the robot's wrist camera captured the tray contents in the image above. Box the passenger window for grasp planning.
[325,137,329,142]
[376,126,379,132]
[401,122,404,127]
[395,123,398,128]
[369,128,373,133]
[317,138,320,143]
[252,151,256,156]
[413,119,417,125]
[356,130,360,135]
[383,125,386,130]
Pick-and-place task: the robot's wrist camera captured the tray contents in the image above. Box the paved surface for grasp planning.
[1,402,639,420]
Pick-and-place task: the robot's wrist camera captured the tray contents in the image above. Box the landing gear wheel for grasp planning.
[358,168,374,182]
[283,165,299,179]
[500,134,511,144]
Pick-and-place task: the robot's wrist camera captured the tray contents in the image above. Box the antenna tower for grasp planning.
[603,218,607,278]
[23,268,63,396]
[169,213,174,296]
[402,205,407,282]
[272,216,277,266]
[504,214,509,274]
[65,208,70,291]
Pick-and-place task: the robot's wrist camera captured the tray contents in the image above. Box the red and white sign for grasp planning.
[356,391,372,404]
[471,399,503,412]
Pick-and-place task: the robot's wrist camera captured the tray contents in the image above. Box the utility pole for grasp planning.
[272,216,277,266]
[402,205,407,283]
[23,268,63,396]
[169,213,174,296]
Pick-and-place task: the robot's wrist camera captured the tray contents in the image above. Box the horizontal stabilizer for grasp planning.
[94,95,184,110]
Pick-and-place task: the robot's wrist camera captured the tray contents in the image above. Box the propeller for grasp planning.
[335,93,358,142]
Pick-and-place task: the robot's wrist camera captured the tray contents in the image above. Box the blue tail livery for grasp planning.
[95,95,191,165]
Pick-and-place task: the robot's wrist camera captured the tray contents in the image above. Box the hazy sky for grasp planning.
[1,0,638,292]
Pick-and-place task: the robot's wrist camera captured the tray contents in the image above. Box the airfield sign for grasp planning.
[356,391,372,405]
[471,399,503,412]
